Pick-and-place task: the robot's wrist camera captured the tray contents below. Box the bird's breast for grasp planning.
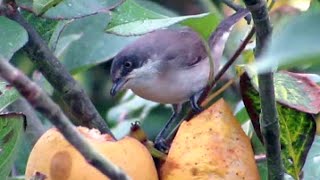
[127,59,210,104]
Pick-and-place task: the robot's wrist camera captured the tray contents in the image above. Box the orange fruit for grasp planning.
[161,99,260,180]
[25,127,158,180]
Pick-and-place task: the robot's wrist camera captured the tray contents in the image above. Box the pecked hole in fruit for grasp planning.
[50,151,72,180]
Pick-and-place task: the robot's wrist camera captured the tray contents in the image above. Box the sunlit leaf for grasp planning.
[106,0,220,38]
[0,17,28,60]
[246,69,320,114]
[0,113,25,179]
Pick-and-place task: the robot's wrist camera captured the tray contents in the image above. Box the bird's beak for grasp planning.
[110,77,128,96]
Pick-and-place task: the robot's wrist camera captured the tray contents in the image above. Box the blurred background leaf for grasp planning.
[0,17,28,60]
[49,14,137,73]
[16,0,121,19]
[254,12,320,73]
[0,82,20,112]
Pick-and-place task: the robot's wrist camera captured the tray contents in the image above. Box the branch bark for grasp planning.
[0,57,130,180]
[243,0,283,179]
[4,5,113,136]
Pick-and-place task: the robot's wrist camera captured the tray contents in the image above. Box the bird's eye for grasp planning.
[124,61,132,68]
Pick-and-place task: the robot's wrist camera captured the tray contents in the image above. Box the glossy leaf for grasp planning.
[240,72,316,179]
[17,0,121,19]
[0,82,20,112]
[106,0,221,38]
[253,12,320,72]
[50,14,137,73]
[278,105,315,179]
[0,17,28,60]
[0,113,25,179]
[246,69,320,114]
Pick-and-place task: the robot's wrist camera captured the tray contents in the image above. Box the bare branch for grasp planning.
[243,0,283,179]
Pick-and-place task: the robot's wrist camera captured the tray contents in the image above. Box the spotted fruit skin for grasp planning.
[161,99,260,180]
[25,127,158,180]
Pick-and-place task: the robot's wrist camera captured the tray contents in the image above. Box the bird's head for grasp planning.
[110,47,150,96]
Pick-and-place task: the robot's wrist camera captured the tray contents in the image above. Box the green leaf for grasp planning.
[278,105,315,179]
[106,0,220,38]
[33,0,63,15]
[254,12,320,72]
[0,17,28,60]
[0,82,20,112]
[0,113,25,179]
[308,0,320,12]
[50,14,137,73]
[240,72,316,179]
[17,0,121,19]
[107,0,165,29]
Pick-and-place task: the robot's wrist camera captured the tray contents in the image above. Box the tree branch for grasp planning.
[0,56,129,180]
[4,5,113,136]
[243,0,283,179]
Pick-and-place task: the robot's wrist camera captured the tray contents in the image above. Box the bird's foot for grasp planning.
[154,137,170,153]
[190,91,204,114]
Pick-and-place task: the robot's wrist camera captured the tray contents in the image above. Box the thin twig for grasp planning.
[3,4,113,137]
[221,0,252,24]
[0,56,130,180]
[201,78,235,106]
[243,0,283,179]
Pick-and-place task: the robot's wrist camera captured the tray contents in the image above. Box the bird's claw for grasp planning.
[190,91,204,114]
[154,137,170,153]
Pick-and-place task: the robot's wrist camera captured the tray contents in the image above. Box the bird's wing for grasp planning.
[156,29,208,69]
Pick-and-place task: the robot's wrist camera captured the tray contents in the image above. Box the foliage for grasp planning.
[0,113,25,179]
[0,0,319,179]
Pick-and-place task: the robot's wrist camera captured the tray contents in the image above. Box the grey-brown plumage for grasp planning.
[110,28,210,150]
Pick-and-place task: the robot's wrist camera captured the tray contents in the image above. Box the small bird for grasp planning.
[110,28,210,150]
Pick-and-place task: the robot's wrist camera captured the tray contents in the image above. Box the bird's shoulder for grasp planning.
[153,29,208,68]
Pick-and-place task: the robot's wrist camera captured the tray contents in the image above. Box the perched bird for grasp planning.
[110,28,210,150]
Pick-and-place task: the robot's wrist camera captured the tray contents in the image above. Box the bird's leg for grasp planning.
[190,89,204,113]
[154,104,183,152]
